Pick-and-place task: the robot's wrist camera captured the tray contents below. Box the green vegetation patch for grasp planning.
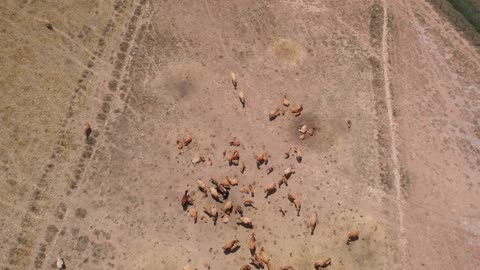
[447,0,480,32]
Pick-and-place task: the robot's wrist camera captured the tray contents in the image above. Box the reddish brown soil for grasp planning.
[1,0,479,269]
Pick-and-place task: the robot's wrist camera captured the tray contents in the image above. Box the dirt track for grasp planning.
[1,0,479,269]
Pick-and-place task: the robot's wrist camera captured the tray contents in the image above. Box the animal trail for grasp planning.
[380,0,407,266]
[9,7,120,269]
[27,1,150,268]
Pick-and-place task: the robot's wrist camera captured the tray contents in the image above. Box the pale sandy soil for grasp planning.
[0,0,479,270]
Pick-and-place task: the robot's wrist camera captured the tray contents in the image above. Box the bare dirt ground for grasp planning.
[0,0,479,269]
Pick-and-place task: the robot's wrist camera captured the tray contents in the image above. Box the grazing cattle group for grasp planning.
[75,72,361,270]
[174,73,362,269]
